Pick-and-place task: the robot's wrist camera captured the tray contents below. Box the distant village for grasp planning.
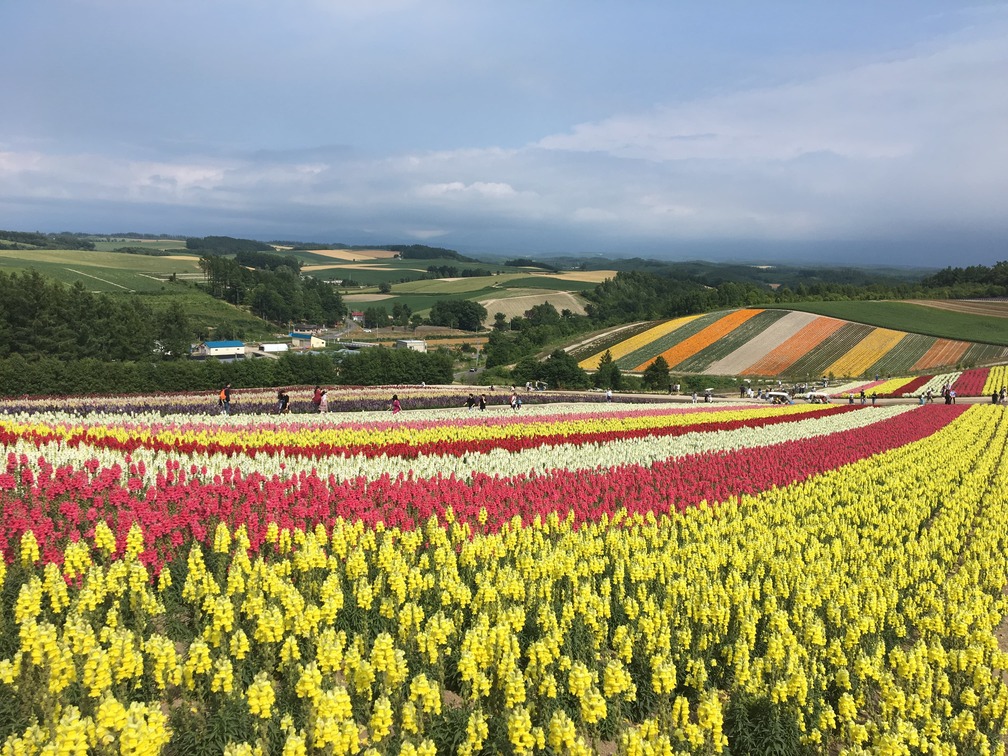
[191,311,426,361]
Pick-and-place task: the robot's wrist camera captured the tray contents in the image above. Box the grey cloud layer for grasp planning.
[1,5,1006,261]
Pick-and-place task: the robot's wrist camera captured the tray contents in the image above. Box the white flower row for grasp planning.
[902,372,961,398]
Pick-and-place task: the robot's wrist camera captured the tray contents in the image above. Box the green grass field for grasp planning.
[769,301,1008,346]
[0,249,203,293]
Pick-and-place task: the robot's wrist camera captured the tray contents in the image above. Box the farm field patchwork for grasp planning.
[1,397,1008,754]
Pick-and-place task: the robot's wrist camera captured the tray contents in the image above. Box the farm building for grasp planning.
[395,339,428,353]
[192,340,245,359]
[249,342,289,358]
[290,332,326,350]
[256,342,289,353]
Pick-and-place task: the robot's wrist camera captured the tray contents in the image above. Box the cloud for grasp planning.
[415,181,518,199]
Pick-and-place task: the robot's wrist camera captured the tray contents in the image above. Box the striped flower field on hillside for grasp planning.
[1,399,1008,754]
[579,308,1008,380]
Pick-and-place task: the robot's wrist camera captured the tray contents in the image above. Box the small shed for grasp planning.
[395,339,427,353]
[257,342,289,354]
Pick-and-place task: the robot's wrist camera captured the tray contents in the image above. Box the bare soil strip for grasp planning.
[910,299,1008,318]
[478,291,587,322]
[308,249,400,261]
[343,294,395,302]
[546,270,618,283]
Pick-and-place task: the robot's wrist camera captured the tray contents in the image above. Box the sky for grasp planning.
[2,1,1007,267]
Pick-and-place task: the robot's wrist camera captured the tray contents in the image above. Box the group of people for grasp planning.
[992,387,1007,404]
[466,393,488,411]
[465,388,525,411]
[848,390,879,406]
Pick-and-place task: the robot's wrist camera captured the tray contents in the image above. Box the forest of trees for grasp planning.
[0,230,95,250]
[185,236,274,254]
[197,255,345,326]
[384,244,481,262]
[428,300,488,332]
[0,270,192,364]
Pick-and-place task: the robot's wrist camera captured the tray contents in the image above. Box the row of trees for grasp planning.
[334,347,454,386]
[425,265,486,278]
[0,347,454,398]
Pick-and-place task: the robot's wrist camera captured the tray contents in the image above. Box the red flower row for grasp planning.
[884,375,929,398]
[952,368,990,397]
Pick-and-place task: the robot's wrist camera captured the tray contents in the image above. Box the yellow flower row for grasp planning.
[825,328,906,378]
[983,365,1008,396]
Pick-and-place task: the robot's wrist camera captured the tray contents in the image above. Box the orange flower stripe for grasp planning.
[912,339,969,372]
[741,317,844,376]
[635,309,762,372]
[578,315,701,370]
[824,328,906,378]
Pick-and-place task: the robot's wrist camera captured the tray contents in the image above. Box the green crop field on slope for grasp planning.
[767,301,1008,346]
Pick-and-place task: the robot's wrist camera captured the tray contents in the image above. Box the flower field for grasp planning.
[2,397,1008,755]
[578,308,1008,379]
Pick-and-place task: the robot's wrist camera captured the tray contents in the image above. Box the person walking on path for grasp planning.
[219,383,232,415]
[391,394,401,414]
[466,393,476,411]
[311,386,323,412]
[479,394,487,411]
[319,389,328,413]
[276,390,290,414]
[606,388,613,402]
